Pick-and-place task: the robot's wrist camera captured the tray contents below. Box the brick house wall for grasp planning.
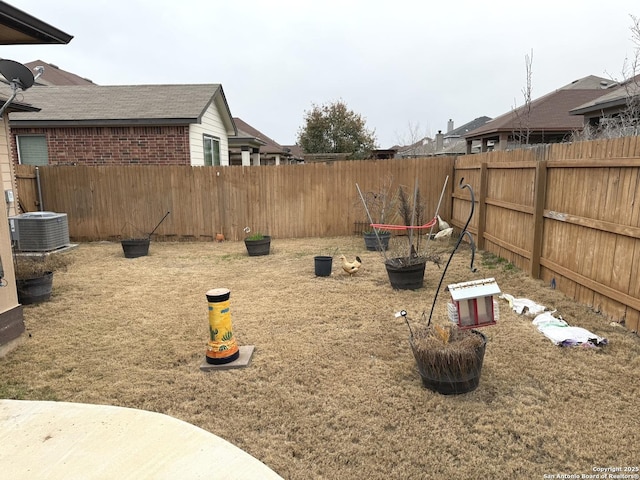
[10,125,191,166]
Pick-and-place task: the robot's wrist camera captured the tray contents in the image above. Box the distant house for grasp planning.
[282,144,305,163]
[7,84,239,166]
[24,60,95,86]
[569,75,640,135]
[464,75,614,153]
[392,116,491,157]
[393,137,434,158]
[439,117,491,154]
[230,118,294,165]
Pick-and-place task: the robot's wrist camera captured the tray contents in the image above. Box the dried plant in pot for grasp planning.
[408,322,487,395]
[14,252,72,305]
[400,178,488,394]
[382,183,441,290]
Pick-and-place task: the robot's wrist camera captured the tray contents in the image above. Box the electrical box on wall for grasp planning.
[5,189,14,203]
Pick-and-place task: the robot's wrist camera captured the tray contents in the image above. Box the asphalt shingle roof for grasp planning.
[465,75,612,138]
[25,60,95,86]
[232,117,286,154]
[8,84,223,123]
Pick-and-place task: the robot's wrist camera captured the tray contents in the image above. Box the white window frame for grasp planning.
[16,135,49,166]
[203,135,221,166]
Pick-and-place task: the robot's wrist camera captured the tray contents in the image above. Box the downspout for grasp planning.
[36,166,44,211]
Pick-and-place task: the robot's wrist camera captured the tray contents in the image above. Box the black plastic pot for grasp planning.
[363,231,391,251]
[410,330,487,395]
[244,236,271,256]
[314,256,332,276]
[16,271,53,305]
[121,238,150,258]
[385,258,426,290]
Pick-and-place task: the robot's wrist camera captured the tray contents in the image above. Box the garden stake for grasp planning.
[427,175,449,242]
[148,211,171,238]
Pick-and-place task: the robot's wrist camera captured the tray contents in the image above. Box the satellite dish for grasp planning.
[0,59,35,90]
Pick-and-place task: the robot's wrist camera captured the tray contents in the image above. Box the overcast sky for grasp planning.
[3,1,639,147]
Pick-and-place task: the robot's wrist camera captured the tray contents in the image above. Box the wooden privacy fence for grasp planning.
[15,158,455,242]
[452,138,640,332]
[13,137,640,330]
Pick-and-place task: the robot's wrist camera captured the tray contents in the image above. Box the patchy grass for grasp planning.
[1,236,638,479]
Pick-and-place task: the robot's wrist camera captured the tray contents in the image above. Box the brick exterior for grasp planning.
[11,125,191,166]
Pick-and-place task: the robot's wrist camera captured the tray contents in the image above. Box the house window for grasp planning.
[203,135,221,166]
[17,135,49,165]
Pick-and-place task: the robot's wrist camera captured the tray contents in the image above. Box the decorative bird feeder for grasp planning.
[448,277,501,329]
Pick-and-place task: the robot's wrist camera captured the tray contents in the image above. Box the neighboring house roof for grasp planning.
[282,144,304,161]
[394,137,434,156]
[8,84,237,135]
[0,1,72,44]
[232,117,287,155]
[444,116,491,139]
[25,60,95,86]
[0,84,39,113]
[465,75,612,139]
[570,75,640,116]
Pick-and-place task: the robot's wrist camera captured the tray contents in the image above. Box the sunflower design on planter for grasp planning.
[205,288,240,364]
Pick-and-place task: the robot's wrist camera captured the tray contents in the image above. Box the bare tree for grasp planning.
[394,121,433,157]
[512,49,534,147]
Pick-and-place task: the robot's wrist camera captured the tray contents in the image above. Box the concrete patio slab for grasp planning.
[0,399,283,480]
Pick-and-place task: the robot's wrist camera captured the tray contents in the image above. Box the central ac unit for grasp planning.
[9,211,70,252]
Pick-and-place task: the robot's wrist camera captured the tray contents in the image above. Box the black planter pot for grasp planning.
[385,258,426,290]
[121,238,150,258]
[245,236,271,256]
[314,256,332,276]
[363,231,391,251]
[16,271,53,305]
[410,330,487,395]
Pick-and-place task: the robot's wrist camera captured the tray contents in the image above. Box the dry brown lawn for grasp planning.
[2,236,639,479]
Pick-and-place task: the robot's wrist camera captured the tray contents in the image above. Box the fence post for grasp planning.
[529,160,547,279]
[476,163,488,249]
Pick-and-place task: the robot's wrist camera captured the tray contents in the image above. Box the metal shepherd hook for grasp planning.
[427,178,477,326]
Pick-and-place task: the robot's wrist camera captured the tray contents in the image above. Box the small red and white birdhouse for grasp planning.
[448,278,501,329]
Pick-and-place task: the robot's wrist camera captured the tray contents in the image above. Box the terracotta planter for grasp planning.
[244,236,271,256]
